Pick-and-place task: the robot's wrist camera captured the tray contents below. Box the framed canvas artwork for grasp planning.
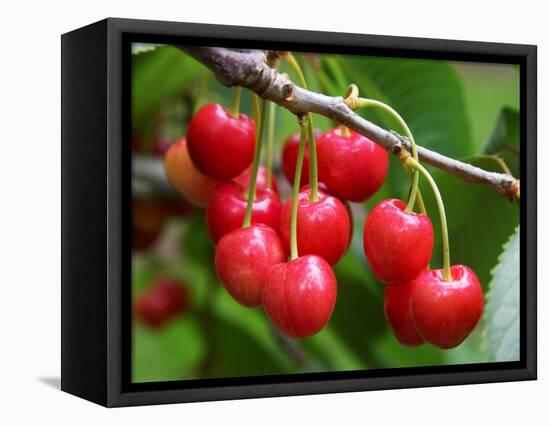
[61,18,536,407]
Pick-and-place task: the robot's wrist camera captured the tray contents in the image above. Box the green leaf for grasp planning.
[328,250,385,365]
[133,315,206,383]
[131,254,157,295]
[420,157,519,290]
[341,56,474,155]
[459,64,520,148]
[210,287,295,373]
[132,46,204,134]
[484,107,519,154]
[301,325,365,371]
[335,55,474,198]
[181,212,216,277]
[484,228,520,362]
[483,107,520,177]
[204,318,288,378]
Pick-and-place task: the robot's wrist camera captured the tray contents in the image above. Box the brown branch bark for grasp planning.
[178,46,519,200]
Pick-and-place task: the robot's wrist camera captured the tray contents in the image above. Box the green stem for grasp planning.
[307,119,319,201]
[356,98,421,213]
[324,57,348,90]
[402,163,427,215]
[193,73,211,114]
[340,125,351,138]
[317,69,340,96]
[252,93,260,124]
[266,102,276,190]
[242,98,268,228]
[284,53,319,202]
[474,154,512,175]
[230,86,242,118]
[405,156,451,281]
[290,122,308,260]
[284,53,308,89]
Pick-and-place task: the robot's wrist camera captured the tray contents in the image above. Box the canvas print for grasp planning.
[131,43,520,383]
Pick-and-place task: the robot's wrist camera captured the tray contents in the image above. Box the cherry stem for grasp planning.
[402,163,427,214]
[290,119,308,260]
[306,119,319,201]
[242,98,268,228]
[193,73,211,114]
[355,97,421,213]
[475,154,512,175]
[405,156,452,281]
[284,53,319,202]
[230,86,242,118]
[266,102,276,190]
[252,92,260,124]
[340,125,351,138]
[284,52,307,90]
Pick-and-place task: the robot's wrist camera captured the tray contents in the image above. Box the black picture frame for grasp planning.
[61,17,537,407]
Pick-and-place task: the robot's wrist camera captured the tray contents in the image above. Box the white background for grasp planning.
[0,0,546,424]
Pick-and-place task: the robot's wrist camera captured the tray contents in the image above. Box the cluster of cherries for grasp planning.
[162,88,484,348]
[364,200,484,349]
[134,278,189,328]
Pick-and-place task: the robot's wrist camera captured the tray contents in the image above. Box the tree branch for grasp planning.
[178,46,519,200]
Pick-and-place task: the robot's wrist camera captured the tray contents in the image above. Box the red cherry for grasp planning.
[164,138,222,208]
[134,278,188,328]
[134,291,168,328]
[153,278,188,314]
[132,201,166,251]
[300,182,354,250]
[234,166,279,195]
[384,282,424,347]
[363,199,434,284]
[281,128,321,186]
[317,128,389,202]
[300,181,329,194]
[206,181,282,244]
[409,265,484,349]
[186,103,256,179]
[215,224,286,307]
[280,189,351,265]
[262,255,337,338]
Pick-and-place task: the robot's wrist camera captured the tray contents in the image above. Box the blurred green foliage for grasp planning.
[484,228,520,362]
[131,44,520,383]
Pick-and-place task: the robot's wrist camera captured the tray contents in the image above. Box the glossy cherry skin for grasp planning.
[281,128,321,186]
[186,103,256,179]
[206,181,282,244]
[409,265,484,349]
[215,225,286,307]
[300,182,354,249]
[317,127,389,202]
[262,255,337,338]
[164,138,222,208]
[134,278,188,328]
[234,166,279,195]
[363,199,434,284]
[384,282,424,347]
[280,189,351,265]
